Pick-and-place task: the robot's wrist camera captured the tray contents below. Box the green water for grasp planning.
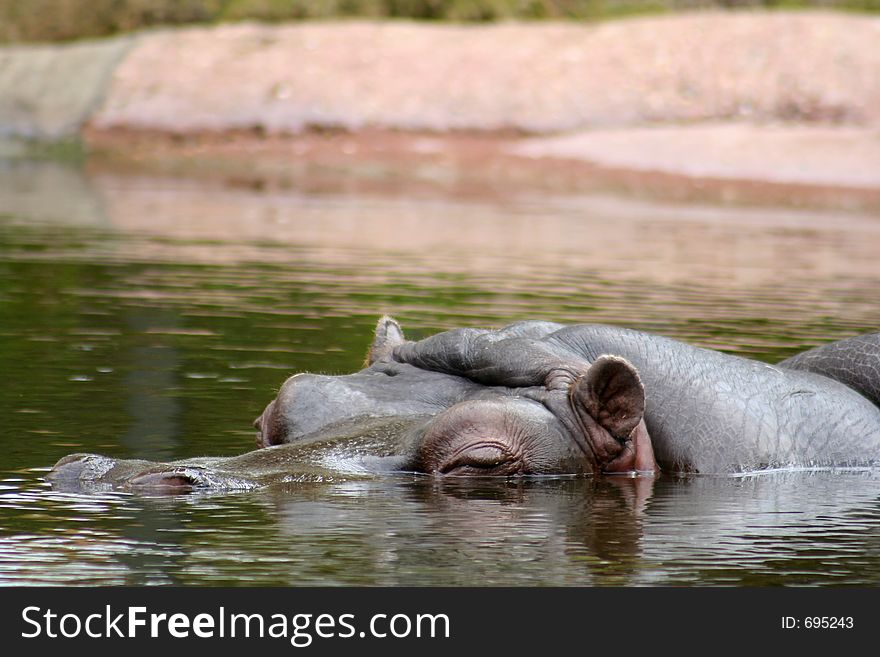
[1,160,879,585]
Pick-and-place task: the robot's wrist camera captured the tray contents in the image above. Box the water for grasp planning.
[1,159,879,585]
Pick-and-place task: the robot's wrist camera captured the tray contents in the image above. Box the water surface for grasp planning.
[1,160,879,585]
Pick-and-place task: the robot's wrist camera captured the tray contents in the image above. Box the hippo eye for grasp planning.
[127,469,204,492]
[439,443,521,476]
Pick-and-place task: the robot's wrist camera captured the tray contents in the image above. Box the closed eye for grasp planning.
[439,443,521,476]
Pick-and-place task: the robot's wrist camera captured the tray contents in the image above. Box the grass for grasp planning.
[1,1,878,43]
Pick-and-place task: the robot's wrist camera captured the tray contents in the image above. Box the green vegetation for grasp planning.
[1,0,878,43]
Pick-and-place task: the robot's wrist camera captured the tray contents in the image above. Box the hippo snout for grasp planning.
[46,453,119,491]
[47,453,94,483]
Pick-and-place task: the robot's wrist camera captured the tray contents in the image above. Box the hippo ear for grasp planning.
[570,355,645,440]
[367,315,406,365]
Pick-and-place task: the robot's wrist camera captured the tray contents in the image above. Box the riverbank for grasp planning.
[2,12,879,208]
[82,126,880,211]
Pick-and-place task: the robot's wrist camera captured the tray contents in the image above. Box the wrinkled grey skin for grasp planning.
[777,333,880,408]
[392,322,880,473]
[48,318,880,492]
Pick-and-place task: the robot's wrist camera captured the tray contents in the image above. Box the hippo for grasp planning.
[47,317,880,492]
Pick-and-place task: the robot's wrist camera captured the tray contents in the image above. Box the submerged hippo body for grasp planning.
[48,317,880,492]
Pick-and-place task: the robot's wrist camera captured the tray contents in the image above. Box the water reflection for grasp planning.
[120,309,183,461]
[2,472,878,585]
[0,160,108,227]
[1,160,879,585]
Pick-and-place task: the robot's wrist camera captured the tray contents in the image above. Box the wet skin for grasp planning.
[48,317,880,492]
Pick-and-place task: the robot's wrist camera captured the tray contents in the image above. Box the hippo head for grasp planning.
[49,317,655,492]
[253,316,655,477]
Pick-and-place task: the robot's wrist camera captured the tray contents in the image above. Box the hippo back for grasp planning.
[778,333,880,408]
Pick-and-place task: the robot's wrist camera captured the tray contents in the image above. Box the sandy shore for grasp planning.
[513,124,880,188]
